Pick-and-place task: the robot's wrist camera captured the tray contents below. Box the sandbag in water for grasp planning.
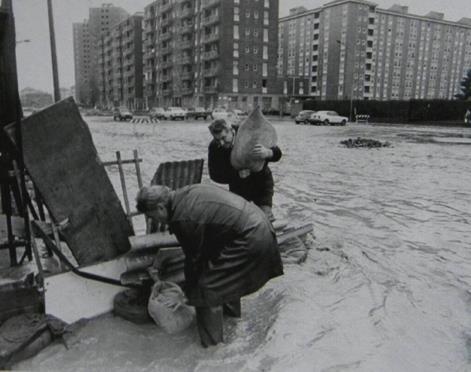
[230,107,278,172]
[148,281,194,334]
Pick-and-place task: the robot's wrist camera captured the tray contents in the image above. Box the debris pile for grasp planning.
[340,137,391,148]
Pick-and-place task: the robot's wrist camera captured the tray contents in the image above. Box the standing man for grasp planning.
[136,184,283,347]
[208,119,282,219]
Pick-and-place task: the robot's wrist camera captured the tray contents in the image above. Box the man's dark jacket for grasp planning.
[168,184,283,307]
[208,137,282,207]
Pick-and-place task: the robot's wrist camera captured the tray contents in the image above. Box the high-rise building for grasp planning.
[278,0,471,101]
[73,4,129,107]
[99,13,144,109]
[143,0,282,111]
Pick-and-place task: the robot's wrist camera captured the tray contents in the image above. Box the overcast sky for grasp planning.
[12,0,468,94]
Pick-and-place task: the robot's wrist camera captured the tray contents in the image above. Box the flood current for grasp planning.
[15,119,471,371]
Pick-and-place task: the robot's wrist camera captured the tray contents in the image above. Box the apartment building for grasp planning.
[73,4,128,106]
[143,0,282,110]
[278,0,471,101]
[98,13,144,109]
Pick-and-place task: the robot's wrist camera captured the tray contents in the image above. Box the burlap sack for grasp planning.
[230,107,277,172]
[148,281,194,334]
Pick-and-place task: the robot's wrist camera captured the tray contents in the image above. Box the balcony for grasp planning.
[179,55,192,65]
[180,8,193,18]
[179,40,193,50]
[203,67,219,77]
[202,13,220,26]
[160,60,173,69]
[202,0,220,9]
[160,17,172,28]
[160,74,171,83]
[202,50,219,60]
[160,45,171,55]
[203,85,218,93]
[181,24,194,34]
[202,33,219,44]
[160,3,172,13]
[181,87,194,95]
[181,71,193,80]
[160,32,172,42]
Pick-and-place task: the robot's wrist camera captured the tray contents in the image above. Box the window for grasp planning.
[234,7,239,21]
[245,63,250,71]
[233,78,238,93]
[233,61,239,75]
[234,25,239,39]
[245,46,250,53]
[254,29,259,37]
[245,28,250,36]
[262,63,267,76]
[264,0,269,8]
[263,45,268,59]
[253,64,258,71]
[253,81,258,88]
[254,46,258,54]
[246,10,250,18]
[254,10,259,19]
[263,28,268,42]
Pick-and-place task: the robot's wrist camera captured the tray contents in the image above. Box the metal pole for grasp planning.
[47,0,61,102]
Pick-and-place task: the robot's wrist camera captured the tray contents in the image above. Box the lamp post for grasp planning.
[46,0,60,103]
[337,39,354,122]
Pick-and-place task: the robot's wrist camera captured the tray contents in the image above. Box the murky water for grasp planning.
[15,119,471,371]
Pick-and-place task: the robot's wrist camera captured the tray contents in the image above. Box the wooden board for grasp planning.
[5,98,133,265]
[44,258,127,324]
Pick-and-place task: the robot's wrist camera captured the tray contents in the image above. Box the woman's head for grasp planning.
[136,185,171,223]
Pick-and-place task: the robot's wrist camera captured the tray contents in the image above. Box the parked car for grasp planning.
[309,111,348,126]
[211,107,235,121]
[294,110,315,124]
[233,109,248,120]
[148,107,166,120]
[162,107,186,120]
[186,107,212,120]
[113,107,133,121]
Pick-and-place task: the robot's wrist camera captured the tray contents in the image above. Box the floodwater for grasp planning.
[15,118,471,372]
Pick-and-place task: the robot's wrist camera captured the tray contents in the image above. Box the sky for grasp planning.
[11,0,469,93]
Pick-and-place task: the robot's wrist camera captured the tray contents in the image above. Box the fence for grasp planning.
[302,99,471,124]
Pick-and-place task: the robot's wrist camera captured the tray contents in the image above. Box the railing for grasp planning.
[203,67,219,77]
[179,40,193,49]
[179,55,192,65]
[203,86,218,93]
[202,0,220,8]
[202,13,219,26]
[160,32,172,41]
[202,33,219,44]
[202,50,219,60]
[181,87,194,95]
[181,24,194,34]
[180,8,193,18]
[160,2,172,13]
[181,72,193,80]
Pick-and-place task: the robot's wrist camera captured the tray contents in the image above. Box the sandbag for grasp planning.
[148,281,194,334]
[230,106,278,172]
[113,288,153,324]
[0,313,66,369]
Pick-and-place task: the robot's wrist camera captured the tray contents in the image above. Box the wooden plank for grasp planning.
[102,158,142,167]
[133,150,143,189]
[5,98,133,265]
